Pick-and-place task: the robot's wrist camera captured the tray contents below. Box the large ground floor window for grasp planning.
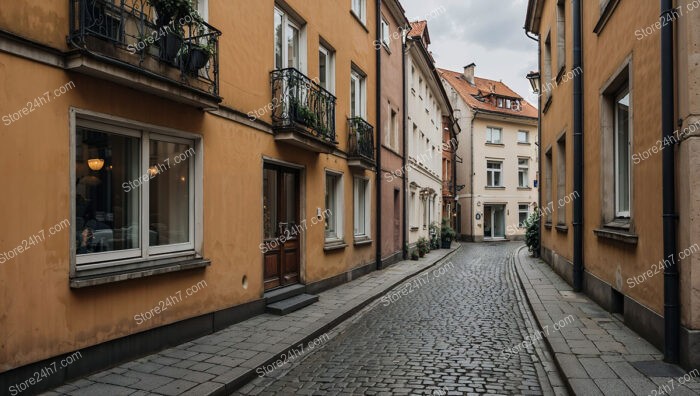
[73,115,201,275]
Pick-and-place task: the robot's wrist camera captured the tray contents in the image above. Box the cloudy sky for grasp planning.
[400,0,538,106]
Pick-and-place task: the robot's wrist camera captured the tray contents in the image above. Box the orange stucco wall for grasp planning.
[0,0,378,372]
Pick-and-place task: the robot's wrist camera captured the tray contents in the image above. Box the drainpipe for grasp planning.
[572,0,584,292]
[525,30,540,257]
[375,0,383,270]
[402,25,409,259]
[470,111,476,240]
[661,0,679,364]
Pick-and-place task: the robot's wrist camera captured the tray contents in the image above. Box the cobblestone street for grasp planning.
[238,243,557,395]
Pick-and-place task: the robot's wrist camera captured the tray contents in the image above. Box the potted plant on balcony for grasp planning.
[177,38,215,75]
[440,219,456,249]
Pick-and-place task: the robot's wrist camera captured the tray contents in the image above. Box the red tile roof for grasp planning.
[438,68,538,119]
[408,20,430,45]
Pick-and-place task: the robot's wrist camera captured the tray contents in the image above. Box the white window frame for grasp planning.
[351,0,366,23]
[486,127,502,144]
[274,7,304,71]
[614,88,631,218]
[71,112,202,274]
[381,18,391,48]
[350,68,366,118]
[193,0,208,22]
[487,160,503,187]
[518,130,529,143]
[318,44,335,93]
[518,158,530,188]
[353,177,371,238]
[518,204,530,228]
[325,171,344,241]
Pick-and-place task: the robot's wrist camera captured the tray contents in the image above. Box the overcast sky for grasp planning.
[400,0,538,106]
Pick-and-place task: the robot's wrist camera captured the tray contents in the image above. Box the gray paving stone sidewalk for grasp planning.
[42,246,459,396]
[514,247,700,396]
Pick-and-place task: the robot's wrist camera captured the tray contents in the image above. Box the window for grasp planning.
[419,77,423,98]
[411,66,416,93]
[351,0,366,23]
[410,190,417,228]
[519,204,530,228]
[487,161,503,187]
[543,33,552,98]
[274,8,301,70]
[545,149,553,224]
[388,108,398,149]
[325,173,343,240]
[557,0,566,73]
[350,69,366,118]
[191,0,208,21]
[354,178,370,238]
[614,88,631,217]
[486,127,502,144]
[497,98,504,108]
[74,119,198,271]
[381,18,390,48]
[506,99,512,109]
[518,158,529,188]
[557,136,567,225]
[518,130,529,144]
[318,44,334,93]
[422,197,428,228]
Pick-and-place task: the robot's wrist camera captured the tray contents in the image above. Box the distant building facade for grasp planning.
[440,64,538,242]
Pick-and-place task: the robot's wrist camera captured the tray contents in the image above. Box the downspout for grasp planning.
[572,0,584,292]
[402,26,409,259]
[375,0,383,270]
[661,0,679,364]
[525,30,540,258]
[470,111,476,240]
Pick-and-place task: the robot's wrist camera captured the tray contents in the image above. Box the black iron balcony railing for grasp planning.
[348,117,375,164]
[69,0,221,96]
[270,68,337,144]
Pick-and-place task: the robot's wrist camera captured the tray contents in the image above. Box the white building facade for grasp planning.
[405,22,453,246]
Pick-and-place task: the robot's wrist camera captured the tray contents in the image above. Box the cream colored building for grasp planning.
[405,21,453,245]
[440,65,538,241]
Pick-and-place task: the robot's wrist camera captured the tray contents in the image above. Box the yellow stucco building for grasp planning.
[0,0,381,387]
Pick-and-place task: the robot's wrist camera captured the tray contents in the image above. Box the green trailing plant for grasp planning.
[525,211,540,257]
[410,250,419,260]
[148,0,201,24]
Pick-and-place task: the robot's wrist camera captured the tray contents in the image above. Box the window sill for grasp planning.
[517,142,531,146]
[410,226,419,232]
[70,256,210,288]
[593,227,638,245]
[485,143,505,147]
[543,95,553,114]
[485,186,506,190]
[382,44,391,54]
[518,187,532,190]
[544,222,553,229]
[555,224,569,233]
[350,10,369,32]
[353,237,373,246]
[594,0,621,34]
[324,240,348,251]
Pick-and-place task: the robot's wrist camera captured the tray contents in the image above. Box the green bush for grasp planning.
[410,250,419,260]
[440,219,456,241]
[525,211,540,257]
[417,237,430,257]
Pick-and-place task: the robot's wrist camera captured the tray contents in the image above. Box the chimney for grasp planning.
[463,63,476,85]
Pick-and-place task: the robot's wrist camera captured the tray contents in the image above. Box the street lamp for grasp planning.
[526,71,541,94]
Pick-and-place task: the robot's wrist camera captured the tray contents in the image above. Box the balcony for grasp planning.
[68,0,221,108]
[347,117,375,170]
[270,68,337,152]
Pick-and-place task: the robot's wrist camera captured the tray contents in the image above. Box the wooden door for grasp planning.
[263,164,301,290]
